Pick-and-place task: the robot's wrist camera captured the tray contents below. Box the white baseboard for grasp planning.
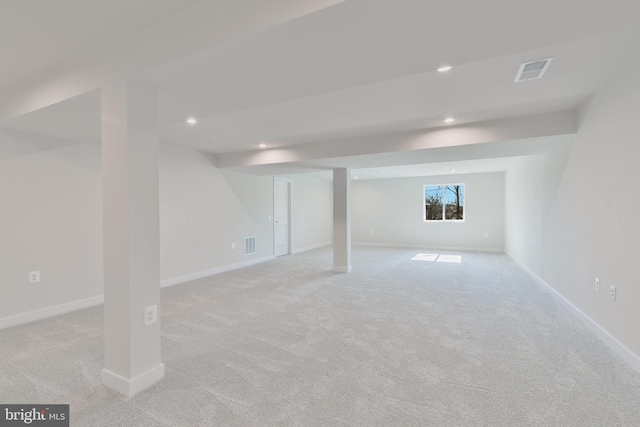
[291,242,331,254]
[102,363,165,398]
[0,295,104,330]
[506,251,640,375]
[332,266,352,273]
[1,256,276,329]
[352,242,504,253]
[160,255,276,288]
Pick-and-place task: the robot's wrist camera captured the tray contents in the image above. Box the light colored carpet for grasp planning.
[1,246,639,426]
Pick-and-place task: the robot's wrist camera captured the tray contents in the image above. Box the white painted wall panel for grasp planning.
[505,51,640,360]
[352,172,505,251]
[286,173,333,254]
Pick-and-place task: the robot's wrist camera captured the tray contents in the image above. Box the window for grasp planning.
[424,184,464,221]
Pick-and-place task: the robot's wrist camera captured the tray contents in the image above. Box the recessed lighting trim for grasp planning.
[258,143,267,149]
[437,65,453,73]
[444,117,455,124]
[451,169,456,173]
[186,117,197,125]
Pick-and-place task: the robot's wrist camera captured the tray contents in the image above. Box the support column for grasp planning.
[333,168,352,273]
[101,78,164,397]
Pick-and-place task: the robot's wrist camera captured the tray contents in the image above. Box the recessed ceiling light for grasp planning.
[354,176,359,179]
[258,143,267,149]
[451,169,456,173]
[437,65,452,73]
[444,117,455,124]
[186,117,197,125]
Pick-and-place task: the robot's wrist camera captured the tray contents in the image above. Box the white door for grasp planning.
[274,178,290,256]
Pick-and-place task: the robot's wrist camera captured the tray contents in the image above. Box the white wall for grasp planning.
[505,51,640,361]
[159,142,274,283]
[352,172,505,251]
[0,134,103,322]
[0,137,334,325]
[285,174,332,253]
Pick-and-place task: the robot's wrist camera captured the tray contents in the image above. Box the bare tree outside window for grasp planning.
[424,186,443,220]
[424,184,464,221]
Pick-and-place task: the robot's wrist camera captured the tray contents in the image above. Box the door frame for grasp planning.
[273,177,292,256]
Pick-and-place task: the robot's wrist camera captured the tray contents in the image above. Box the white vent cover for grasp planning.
[514,57,553,82]
[245,237,256,255]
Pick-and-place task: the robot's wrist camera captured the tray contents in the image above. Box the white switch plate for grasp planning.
[594,277,600,292]
[144,305,158,326]
[484,233,490,238]
[231,242,236,249]
[610,285,616,301]
[29,271,40,284]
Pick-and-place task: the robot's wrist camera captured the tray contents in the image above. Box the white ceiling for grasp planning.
[0,0,203,92]
[1,0,639,179]
[157,30,635,153]
[143,0,640,153]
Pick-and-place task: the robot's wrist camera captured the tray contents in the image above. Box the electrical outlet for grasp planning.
[594,277,600,292]
[484,232,490,238]
[144,305,157,326]
[231,242,236,250]
[29,271,40,284]
[610,285,616,301]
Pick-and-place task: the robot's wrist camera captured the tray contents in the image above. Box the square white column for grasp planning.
[101,79,164,397]
[333,168,352,273]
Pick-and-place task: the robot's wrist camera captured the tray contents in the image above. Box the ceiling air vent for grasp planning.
[514,57,553,82]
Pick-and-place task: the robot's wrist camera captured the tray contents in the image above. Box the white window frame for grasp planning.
[423,183,465,223]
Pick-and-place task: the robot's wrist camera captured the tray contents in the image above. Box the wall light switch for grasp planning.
[594,277,600,292]
[610,285,616,301]
[144,305,158,326]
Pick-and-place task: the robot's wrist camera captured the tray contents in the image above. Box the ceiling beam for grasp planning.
[215,110,577,170]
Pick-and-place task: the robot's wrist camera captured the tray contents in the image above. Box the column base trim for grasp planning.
[102,363,165,398]
[332,266,352,273]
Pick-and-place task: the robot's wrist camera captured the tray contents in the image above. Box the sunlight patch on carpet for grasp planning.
[411,253,462,263]
[411,253,439,261]
[436,254,462,263]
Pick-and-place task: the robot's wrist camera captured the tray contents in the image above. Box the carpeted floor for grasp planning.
[1,246,639,426]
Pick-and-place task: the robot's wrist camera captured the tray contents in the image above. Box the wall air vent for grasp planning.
[245,237,256,255]
[514,57,553,82]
